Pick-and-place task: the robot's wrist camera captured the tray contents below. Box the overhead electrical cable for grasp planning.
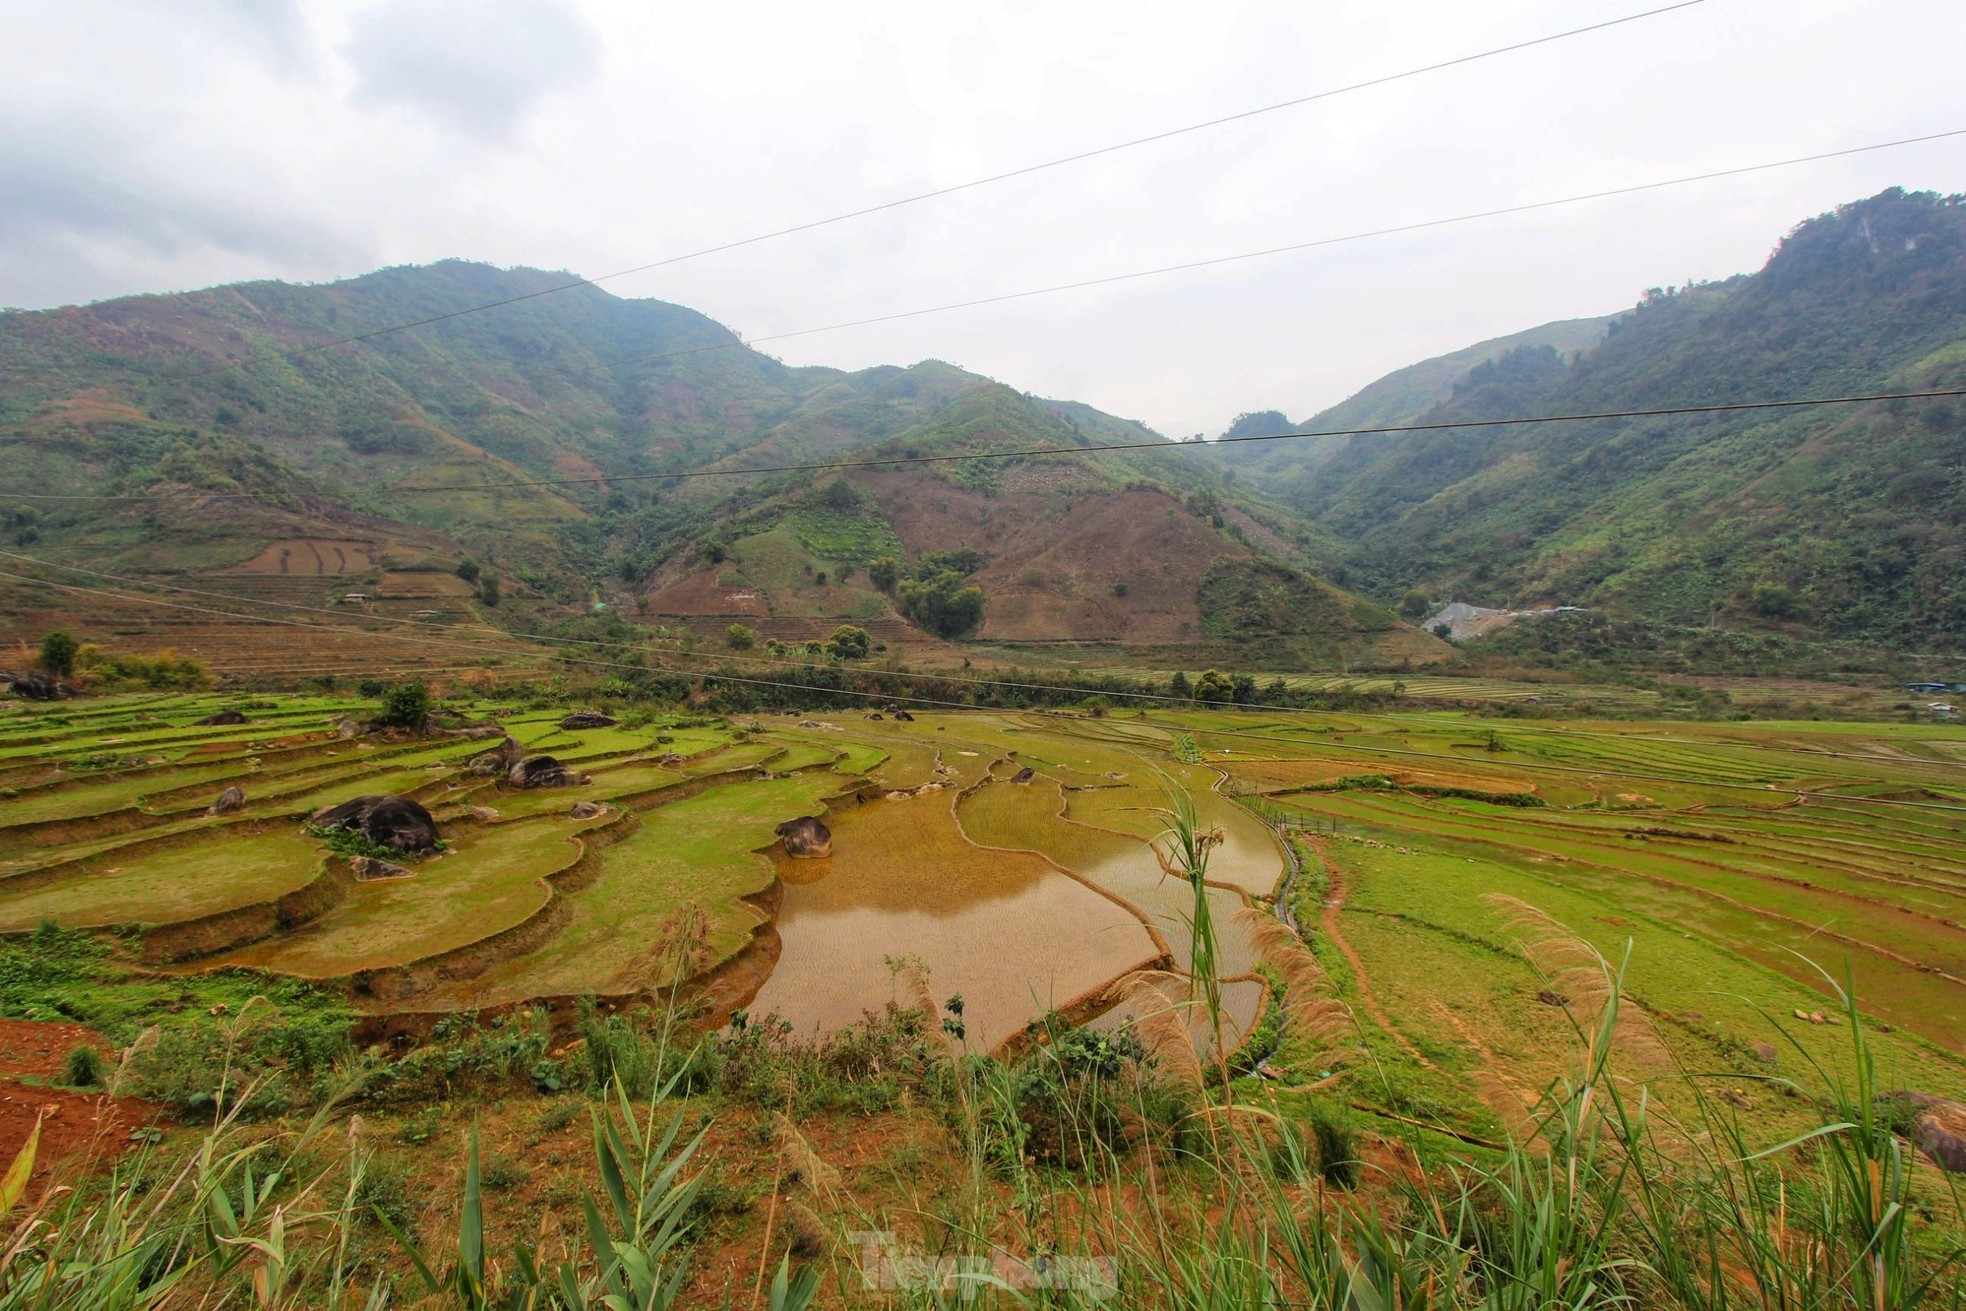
[157,2,1704,381]
[4,558,1964,799]
[10,383,1965,502]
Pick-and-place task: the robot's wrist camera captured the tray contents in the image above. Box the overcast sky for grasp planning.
[5,0,1963,438]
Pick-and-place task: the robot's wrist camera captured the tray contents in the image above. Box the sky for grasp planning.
[4,0,1963,439]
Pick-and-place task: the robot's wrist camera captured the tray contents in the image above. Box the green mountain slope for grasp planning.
[0,261,1439,665]
[1204,189,1966,651]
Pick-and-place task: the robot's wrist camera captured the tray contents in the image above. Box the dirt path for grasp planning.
[1306,836,1536,1133]
[1304,836,1433,1070]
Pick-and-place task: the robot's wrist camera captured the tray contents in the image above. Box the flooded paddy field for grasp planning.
[3,692,1964,1106]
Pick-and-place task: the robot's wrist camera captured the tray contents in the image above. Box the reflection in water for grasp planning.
[955,778,1266,1038]
[750,792,1159,1051]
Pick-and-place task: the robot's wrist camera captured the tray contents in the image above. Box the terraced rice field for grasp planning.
[0,696,1290,1051]
[6,693,1962,1105]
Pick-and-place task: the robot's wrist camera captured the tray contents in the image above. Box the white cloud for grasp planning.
[2,0,1961,432]
[342,0,600,140]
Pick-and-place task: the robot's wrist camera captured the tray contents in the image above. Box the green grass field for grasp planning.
[3,693,1963,1113]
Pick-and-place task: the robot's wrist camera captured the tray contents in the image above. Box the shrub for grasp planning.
[374,680,431,729]
[62,1043,105,1087]
[825,624,870,660]
[897,571,986,637]
[726,623,755,650]
[38,631,77,678]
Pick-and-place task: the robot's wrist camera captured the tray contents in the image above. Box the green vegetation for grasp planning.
[373,679,431,729]
[35,631,76,678]
[1209,188,1966,653]
[895,569,986,637]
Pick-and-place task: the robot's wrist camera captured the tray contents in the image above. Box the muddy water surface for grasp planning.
[748,791,1159,1051]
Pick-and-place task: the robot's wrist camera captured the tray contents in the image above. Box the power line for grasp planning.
[12,384,1965,502]
[5,560,1963,815]
[149,3,1703,382]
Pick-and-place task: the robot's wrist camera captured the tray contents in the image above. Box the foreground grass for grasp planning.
[5,944,1963,1309]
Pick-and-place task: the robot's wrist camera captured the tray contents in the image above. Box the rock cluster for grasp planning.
[310,795,442,855]
[466,736,524,776]
[3,671,77,701]
[560,710,617,729]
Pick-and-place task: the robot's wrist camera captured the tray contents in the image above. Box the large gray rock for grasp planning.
[310,795,441,855]
[196,709,249,726]
[466,736,524,777]
[560,710,617,729]
[508,756,590,788]
[4,671,77,701]
[208,786,246,816]
[775,816,833,858]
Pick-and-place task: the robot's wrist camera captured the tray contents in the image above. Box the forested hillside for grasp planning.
[0,260,1436,665]
[1205,189,1966,651]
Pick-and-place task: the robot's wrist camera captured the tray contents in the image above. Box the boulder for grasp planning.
[465,736,524,777]
[570,801,606,819]
[208,785,246,816]
[311,795,442,855]
[508,756,590,788]
[4,670,77,701]
[329,715,372,740]
[775,815,832,858]
[867,712,884,721]
[892,709,915,722]
[1011,766,1035,784]
[196,710,249,726]
[1886,1093,1966,1173]
[349,855,415,880]
[561,710,618,729]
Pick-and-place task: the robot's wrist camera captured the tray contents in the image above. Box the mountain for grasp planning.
[0,262,1441,669]
[1203,189,1966,652]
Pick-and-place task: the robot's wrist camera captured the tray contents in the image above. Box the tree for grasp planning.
[726,624,756,650]
[897,571,986,637]
[868,558,900,592]
[825,625,871,660]
[1399,589,1431,620]
[1170,671,1192,697]
[454,558,480,583]
[1230,673,1257,705]
[477,573,501,607]
[37,631,77,679]
[1193,670,1236,705]
[376,680,431,729]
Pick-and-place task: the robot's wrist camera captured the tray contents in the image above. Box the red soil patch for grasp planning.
[0,1019,112,1081]
[216,539,380,576]
[0,1021,161,1189]
[643,570,772,617]
[862,473,1241,643]
[34,394,152,427]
